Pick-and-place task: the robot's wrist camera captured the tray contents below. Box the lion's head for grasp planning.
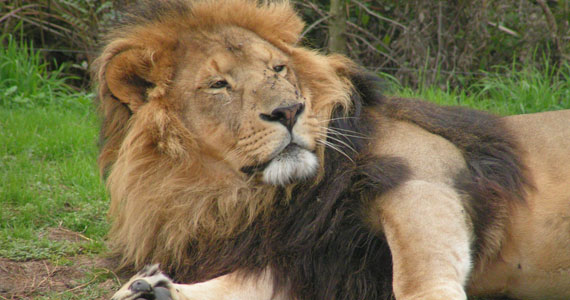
[94,0,356,271]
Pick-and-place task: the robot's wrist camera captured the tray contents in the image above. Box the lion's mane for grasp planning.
[94,0,355,276]
[94,1,530,299]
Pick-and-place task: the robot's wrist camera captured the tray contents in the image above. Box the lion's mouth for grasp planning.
[240,144,301,174]
[240,143,318,185]
[276,143,302,157]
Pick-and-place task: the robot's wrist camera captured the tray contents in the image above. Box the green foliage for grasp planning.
[0,34,89,108]
[0,34,105,262]
[472,62,570,113]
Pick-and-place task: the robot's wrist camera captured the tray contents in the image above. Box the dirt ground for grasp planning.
[0,256,117,299]
[0,228,126,300]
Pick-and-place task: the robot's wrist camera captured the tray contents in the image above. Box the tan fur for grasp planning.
[467,111,570,299]
[365,120,472,300]
[98,1,570,299]
[378,181,472,300]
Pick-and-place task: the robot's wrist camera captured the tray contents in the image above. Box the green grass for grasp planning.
[0,34,107,264]
[0,104,108,261]
[390,62,570,115]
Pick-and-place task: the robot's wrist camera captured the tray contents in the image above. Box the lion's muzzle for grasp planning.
[260,102,305,132]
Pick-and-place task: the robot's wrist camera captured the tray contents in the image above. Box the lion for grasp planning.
[93,0,570,299]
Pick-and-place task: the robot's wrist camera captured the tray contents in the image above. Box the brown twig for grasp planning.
[346,21,399,65]
[296,0,326,17]
[346,32,399,65]
[60,267,121,294]
[300,15,330,39]
[54,225,94,242]
[8,15,69,38]
[23,261,58,296]
[535,0,566,61]
[487,22,519,37]
[59,275,100,294]
[434,1,443,83]
[0,4,40,23]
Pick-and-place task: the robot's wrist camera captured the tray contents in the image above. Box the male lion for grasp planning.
[95,0,570,299]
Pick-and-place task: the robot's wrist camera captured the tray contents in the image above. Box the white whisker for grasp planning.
[317,126,371,140]
[317,117,360,123]
[318,124,369,136]
[316,132,357,153]
[316,139,354,162]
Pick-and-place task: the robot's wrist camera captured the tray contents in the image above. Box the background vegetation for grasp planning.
[1,0,568,87]
[0,0,569,299]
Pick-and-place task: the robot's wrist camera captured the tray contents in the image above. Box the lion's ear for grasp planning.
[96,44,174,112]
[104,49,154,111]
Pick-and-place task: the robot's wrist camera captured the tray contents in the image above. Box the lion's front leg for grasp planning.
[110,264,182,300]
[111,266,286,300]
[378,180,473,300]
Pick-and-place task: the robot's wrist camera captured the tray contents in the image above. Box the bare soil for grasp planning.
[0,228,127,300]
[0,256,116,299]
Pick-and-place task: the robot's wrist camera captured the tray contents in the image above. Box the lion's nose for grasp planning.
[260,103,305,131]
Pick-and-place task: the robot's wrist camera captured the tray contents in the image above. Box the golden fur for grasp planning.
[97,1,570,299]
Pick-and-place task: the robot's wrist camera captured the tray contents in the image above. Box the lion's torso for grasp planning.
[466,110,570,299]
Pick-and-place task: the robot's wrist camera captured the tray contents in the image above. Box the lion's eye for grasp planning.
[273,65,286,73]
[210,80,229,89]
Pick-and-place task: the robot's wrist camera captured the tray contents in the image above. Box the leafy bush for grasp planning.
[299,0,569,87]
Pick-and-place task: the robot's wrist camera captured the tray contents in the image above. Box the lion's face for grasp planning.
[173,28,319,185]
[99,26,324,185]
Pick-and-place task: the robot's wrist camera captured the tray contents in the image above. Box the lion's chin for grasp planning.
[262,144,318,186]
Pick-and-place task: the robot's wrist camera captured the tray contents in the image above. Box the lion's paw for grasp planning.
[111,265,176,300]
